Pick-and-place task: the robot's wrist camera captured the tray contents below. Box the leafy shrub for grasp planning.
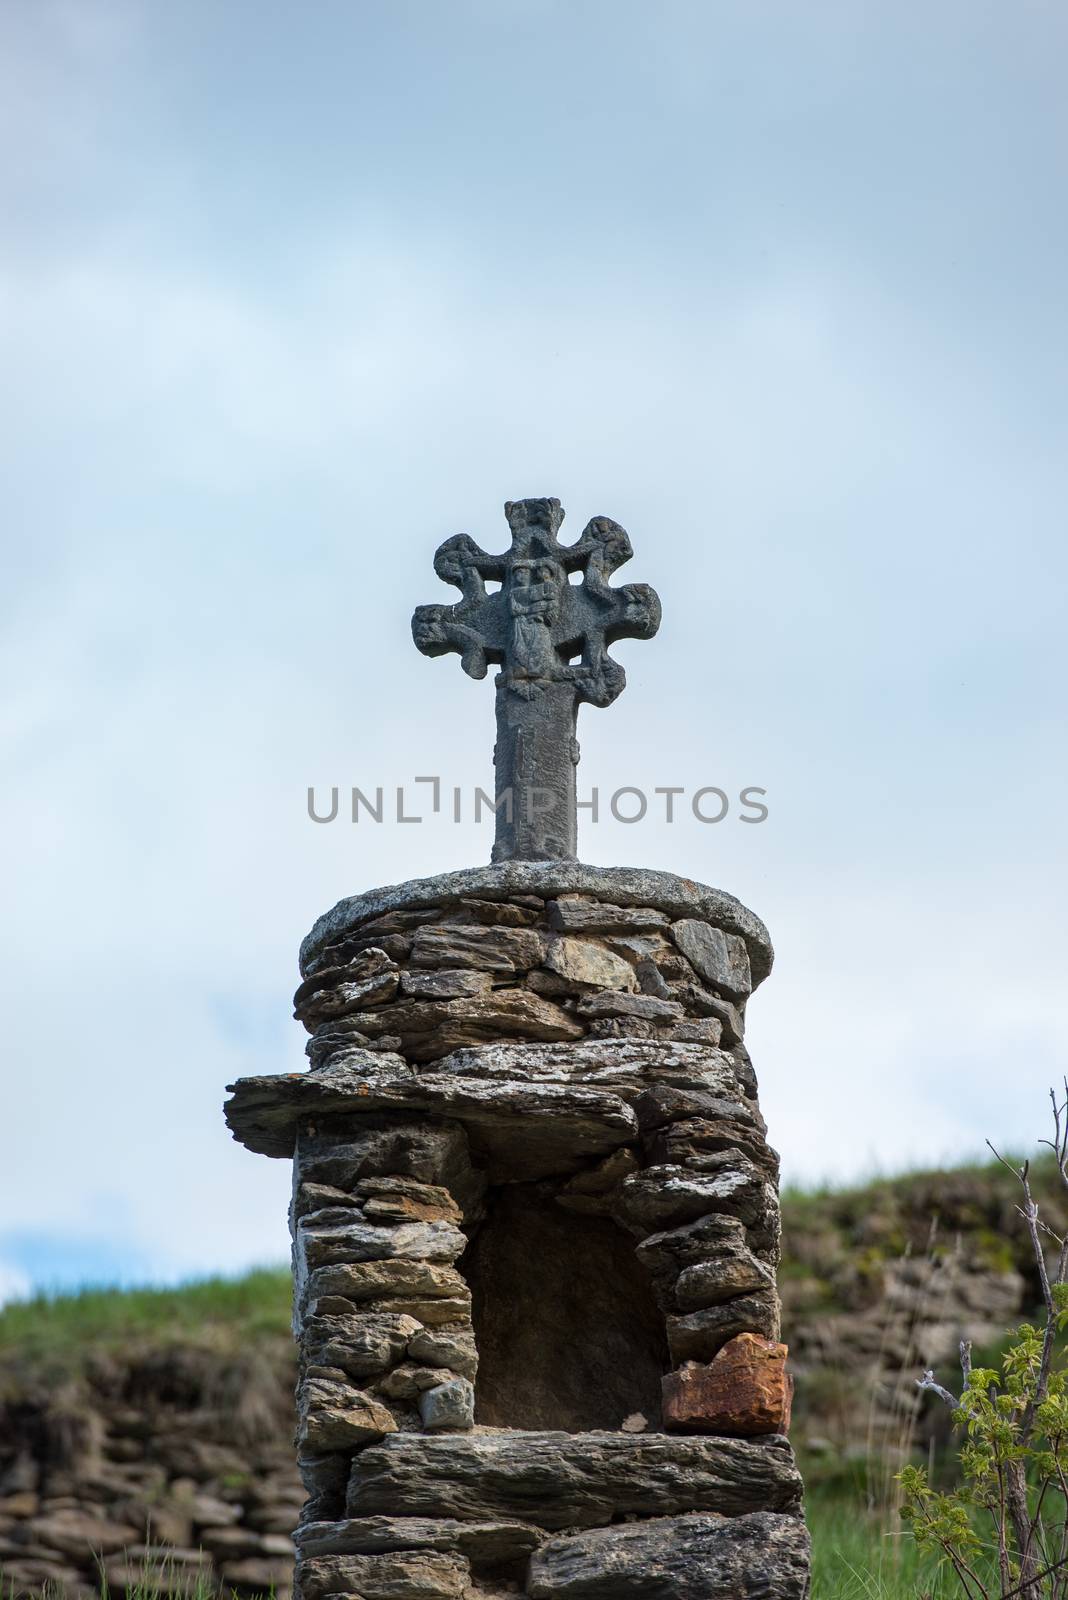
[900,1085,1068,1600]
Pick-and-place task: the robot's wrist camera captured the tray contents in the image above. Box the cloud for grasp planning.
[1,0,1066,1292]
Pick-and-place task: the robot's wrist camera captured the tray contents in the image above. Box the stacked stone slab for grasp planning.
[225,863,810,1599]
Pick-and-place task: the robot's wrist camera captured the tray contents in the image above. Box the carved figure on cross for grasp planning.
[412,497,661,862]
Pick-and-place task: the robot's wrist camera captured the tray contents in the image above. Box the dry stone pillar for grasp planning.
[224,502,810,1599]
[225,868,809,1599]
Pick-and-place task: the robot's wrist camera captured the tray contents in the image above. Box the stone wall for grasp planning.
[0,1339,301,1598]
[226,864,810,1600]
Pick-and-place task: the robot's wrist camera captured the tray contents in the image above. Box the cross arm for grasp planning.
[561,518,662,706]
[412,533,509,681]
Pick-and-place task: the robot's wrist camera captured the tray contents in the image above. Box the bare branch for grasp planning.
[1020,1087,1068,1445]
[1036,1216,1066,1248]
[917,1369,959,1409]
[1024,1179,1054,1315]
[987,1138,1026,1182]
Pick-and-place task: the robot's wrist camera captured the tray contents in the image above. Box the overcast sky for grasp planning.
[2,0,1066,1303]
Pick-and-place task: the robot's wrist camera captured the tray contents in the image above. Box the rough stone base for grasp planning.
[224,869,808,1600]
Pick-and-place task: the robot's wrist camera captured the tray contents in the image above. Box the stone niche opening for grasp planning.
[460,1181,668,1432]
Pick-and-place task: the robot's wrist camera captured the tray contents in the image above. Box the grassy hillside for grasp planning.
[0,1268,293,1366]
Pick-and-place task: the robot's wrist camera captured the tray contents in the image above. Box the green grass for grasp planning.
[0,1266,292,1363]
[2,1573,261,1600]
[807,1491,967,1599]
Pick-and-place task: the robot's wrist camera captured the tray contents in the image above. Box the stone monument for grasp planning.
[225,499,810,1599]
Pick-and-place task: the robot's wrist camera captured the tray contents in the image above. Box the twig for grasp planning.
[917,1369,959,1408]
[999,1548,1068,1600]
[988,1136,1061,1443]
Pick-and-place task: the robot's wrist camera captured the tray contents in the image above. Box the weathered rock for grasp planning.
[617,1160,777,1239]
[576,991,683,1022]
[181,1492,240,1530]
[221,1555,295,1592]
[321,930,415,968]
[418,1380,475,1432]
[429,1040,740,1103]
[296,1118,482,1217]
[543,937,638,991]
[526,967,580,997]
[198,1526,295,1558]
[293,1181,362,1220]
[454,897,541,925]
[1,1559,89,1594]
[634,958,676,999]
[546,899,669,934]
[399,969,492,1000]
[293,949,398,1010]
[406,1326,478,1380]
[727,1041,759,1097]
[377,1364,458,1401]
[298,865,773,988]
[295,1515,542,1563]
[559,1147,641,1195]
[24,1508,139,1557]
[353,1295,471,1328]
[670,921,752,999]
[669,1018,724,1046]
[344,990,585,1060]
[296,1377,397,1453]
[648,1116,779,1180]
[636,1082,767,1141]
[556,1149,641,1214]
[245,1501,304,1537]
[586,1016,658,1040]
[305,1020,394,1064]
[349,1176,461,1224]
[345,909,442,935]
[346,1432,803,1527]
[605,933,677,965]
[666,1290,781,1363]
[300,1548,470,1599]
[297,970,400,1028]
[296,1213,467,1270]
[229,1062,639,1181]
[299,1452,350,1523]
[669,983,746,1044]
[295,1115,461,1184]
[0,1493,39,1518]
[663,1335,793,1436]
[410,923,544,972]
[527,1510,809,1599]
[302,1313,420,1378]
[674,1255,774,1311]
[303,1261,468,1311]
[294,1177,461,1226]
[635,1214,774,1310]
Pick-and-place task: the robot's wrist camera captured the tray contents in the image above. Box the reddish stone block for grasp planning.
[662,1332,793,1437]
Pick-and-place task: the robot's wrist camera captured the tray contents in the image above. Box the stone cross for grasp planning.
[412,497,661,862]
